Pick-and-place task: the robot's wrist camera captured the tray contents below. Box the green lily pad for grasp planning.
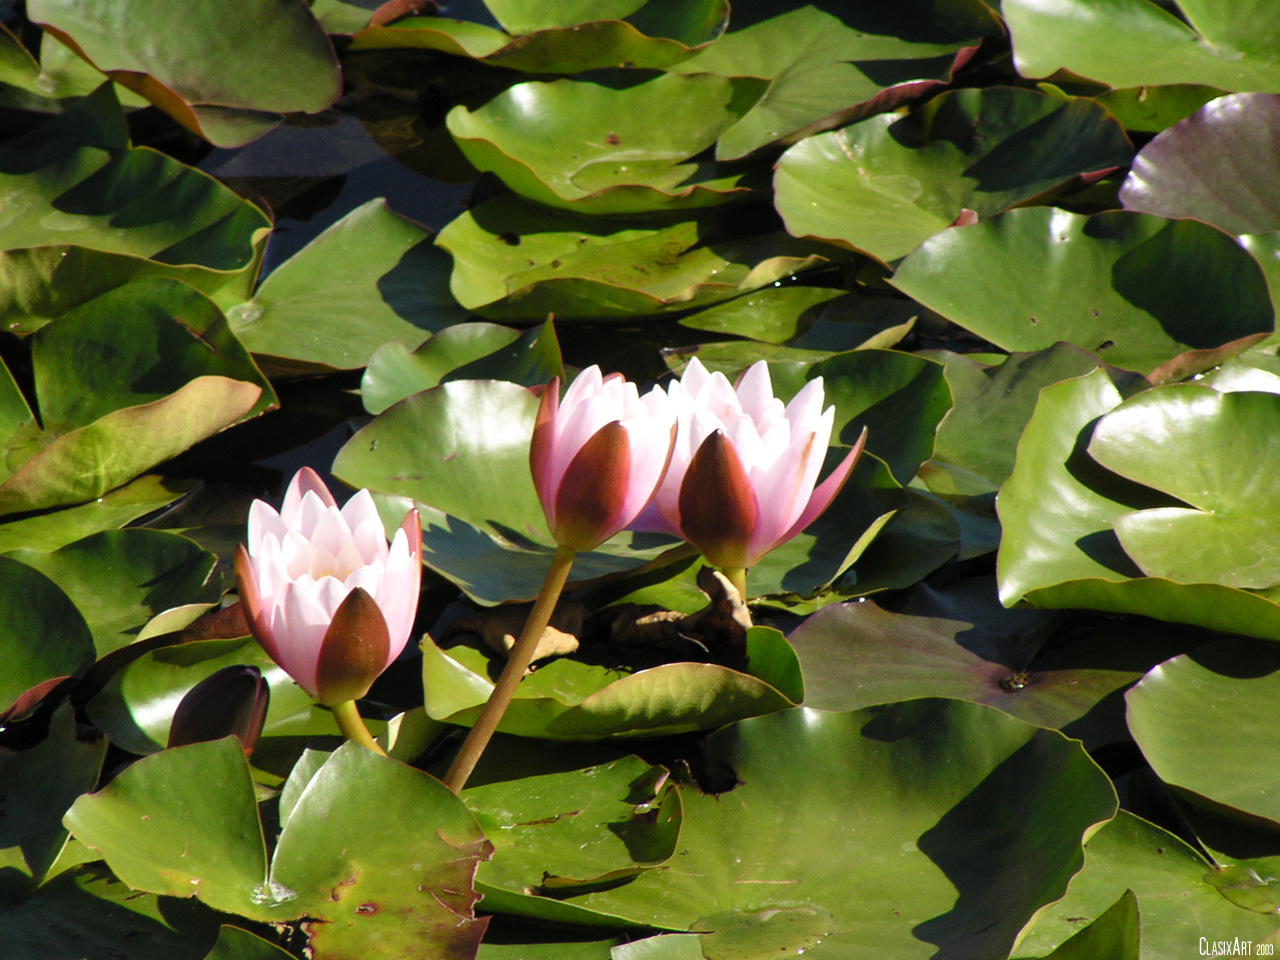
[0,246,255,336]
[464,756,680,922]
[28,0,341,147]
[447,73,763,215]
[228,198,467,372]
[350,0,728,73]
[65,740,492,958]
[1126,639,1280,828]
[775,86,1132,262]
[85,636,336,756]
[996,369,1280,639]
[422,626,801,739]
[0,705,105,883]
[0,278,273,516]
[361,319,563,415]
[1012,812,1279,957]
[1093,84,1226,134]
[1088,386,1280,588]
[788,577,1202,748]
[438,195,832,321]
[335,379,681,605]
[0,85,270,269]
[0,475,192,554]
[676,287,848,344]
[1120,93,1280,235]
[5,529,219,657]
[0,556,95,715]
[1004,0,1280,93]
[891,207,1274,374]
[924,344,1113,500]
[672,0,1002,160]
[470,702,1116,957]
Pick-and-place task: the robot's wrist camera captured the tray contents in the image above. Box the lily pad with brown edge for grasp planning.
[774,86,1133,263]
[436,195,833,321]
[671,0,1003,160]
[64,740,493,959]
[28,0,341,147]
[420,625,802,740]
[447,73,765,215]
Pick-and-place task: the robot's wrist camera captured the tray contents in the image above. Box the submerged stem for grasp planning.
[443,543,577,793]
[331,699,387,756]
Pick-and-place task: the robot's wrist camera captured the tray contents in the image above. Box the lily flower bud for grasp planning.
[234,468,421,707]
[530,366,675,552]
[168,665,269,756]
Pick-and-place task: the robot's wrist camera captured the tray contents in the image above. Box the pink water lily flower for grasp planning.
[634,358,865,570]
[235,467,421,706]
[531,365,676,552]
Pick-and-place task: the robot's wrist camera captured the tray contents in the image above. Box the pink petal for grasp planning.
[246,501,286,561]
[745,432,817,561]
[781,427,868,544]
[282,467,335,523]
[529,376,561,521]
[735,362,775,422]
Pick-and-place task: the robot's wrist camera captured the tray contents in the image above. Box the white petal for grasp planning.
[247,501,286,560]
[736,362,776,422]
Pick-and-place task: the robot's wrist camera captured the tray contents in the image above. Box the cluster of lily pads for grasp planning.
[5,0,1280,957]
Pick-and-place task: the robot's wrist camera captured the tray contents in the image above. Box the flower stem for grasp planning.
[721,566,748,604]
[332,699,386,756]
[443,544,577,793]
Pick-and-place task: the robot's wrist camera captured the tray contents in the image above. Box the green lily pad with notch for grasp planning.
[671,0,1003,160]
[0,556,95,716]
[1126,639,1280,829]
[447,73,763,215]
[437,195,833,321]
[0,85,270,270]
[464,702,1116,957]
[996,369,1280,639]
[421,625,801,740]
[65,739,492,958]
[349,0,728,72]
[0,475,193,554]
[228,198,468,372]
[0,862,225,960]
[1012,812,1279,957]
[1087,386,1280,588]
[1120,93,1280,236]
[28,0,341,147]
[5,529,218,657]
[923,344,1112,501]
[1032,890,1139,960]
[891,207,1274,375]
[85,636,336,757]
[1003,0,1280,93]
[361,318,563,415]
[788,577,1205,749]
[335,379,683,605]
[0,705,105,884]
[463,756,680,924]
[775,86,1133,263]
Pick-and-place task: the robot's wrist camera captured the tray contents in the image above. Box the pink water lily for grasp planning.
[531,365,675,552]
[234,467,421,707]
[634,358,865,571]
